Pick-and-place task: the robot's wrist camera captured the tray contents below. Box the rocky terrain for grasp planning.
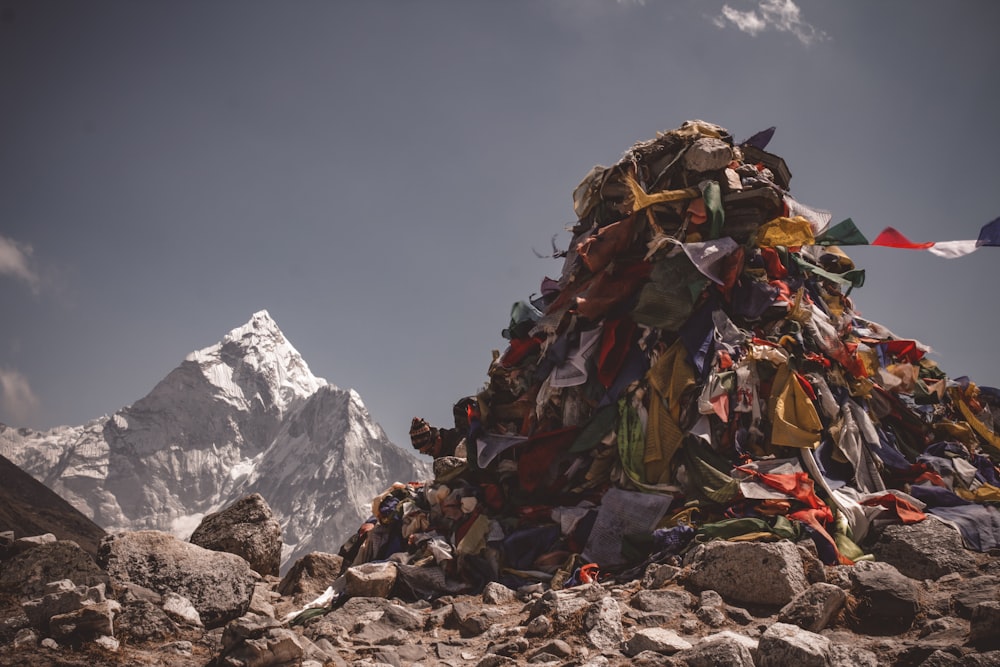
[2,493,999,667]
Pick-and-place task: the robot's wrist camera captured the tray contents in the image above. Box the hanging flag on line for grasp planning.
[871,217,1000,258]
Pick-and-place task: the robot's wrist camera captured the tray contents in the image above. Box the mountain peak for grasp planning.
[182,311,328,413]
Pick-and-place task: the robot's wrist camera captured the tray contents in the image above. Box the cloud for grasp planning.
[713,0,827,45]
[0,368,40,425]
[0,234,42,294]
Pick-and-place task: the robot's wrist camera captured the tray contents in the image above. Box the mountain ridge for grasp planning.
[0,310,430,570]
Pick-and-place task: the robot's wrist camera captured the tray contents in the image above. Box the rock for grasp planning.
[757,622,830,667]
[98,530,256,629]
[248,581,276,618]
[277,551,344,602]
[969,601,1000,649]
[952,575,1000,619]
[828,643,880,667]
[528,588,590,626]
[482,581,517,605]
[0,540,108,599]
[48,600,118,645]
[849,561,922,635]
[641,564,681,589]
[630,589,695,615]
[675,632,755,666]
[584,596,624,651]
[163,591,203,627]
[219,615,306,667]
[777,582,847,632]
[624,627,693,656]
[115,599,180,643]
[683,137,734,172]
[530,639,574,659]
[452,600,503,637]
[525,614,552,637]
[21,580,106,632]
[872,519,978,581]
[344,561,397,598]
[685,540,808,606]
[189,493,283,577]
[93,634,120,651]
[13,533,57,554]
[13,627,39,649]
[489,637,530,657]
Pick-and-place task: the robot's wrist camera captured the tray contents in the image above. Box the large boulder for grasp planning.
[871,518,977,581]
[276,552,343,603]
[848,561,922,635]
[98,530,257,629]
[0,540,108,599]
[685,540,808,606]
[189,493,282,577]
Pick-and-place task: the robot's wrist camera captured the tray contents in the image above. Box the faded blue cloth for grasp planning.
[651,524,696,554]
[909,477,1000,551]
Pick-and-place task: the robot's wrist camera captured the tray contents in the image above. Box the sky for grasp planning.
[2,1,999,451]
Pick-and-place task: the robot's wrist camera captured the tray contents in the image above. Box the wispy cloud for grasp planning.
[713,0,827,45]
[0,234,42,294]
[0,368,40,425]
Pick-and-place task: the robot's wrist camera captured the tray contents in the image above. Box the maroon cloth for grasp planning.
[517,427,581,493]
[597,317,637,389]
[577,214,638,274]
[574,261,652,321]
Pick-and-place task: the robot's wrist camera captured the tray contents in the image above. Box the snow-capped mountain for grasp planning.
[0,310,431,569]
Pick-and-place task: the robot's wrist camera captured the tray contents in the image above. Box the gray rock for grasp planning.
[0,540,108,599]
[872,518,978,581]
[675,632,755,666]
[630,588,695,615]
[631,649,684,666]
[849,561,922,635]
[189,493,283,577]
[98,529,257,629]
[952,575,1000,619]
[828,643,880,667]
[13,532,57,553]
[482,581,517,605]
[475,655,517,667]
[21,580,106,632]
[914,649,963,666]
[48,599,117,645]
[641,564,681,589]
[162,591,203,627]
[686,540,808,606]
[489,637,530,657]
[757,622,830,667]
[584,596,623,651]
[13,627,39,649]
[344,561,397,598]
[223,625,306,666]
[683,137,734,172]
[624,627,693,656]
[452,600,503,637]
[93,634,119,651]
[777,582,847,632]
[696,606,727,627]
[970,601,1000,648]
[277,551,344,602]
[248,581,276,619]
[525,614,552,637]
[115,599,180,643]
[528,588,590,625]
[530,639,574,659]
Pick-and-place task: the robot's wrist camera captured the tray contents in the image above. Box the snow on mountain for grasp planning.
[0,310,431,570]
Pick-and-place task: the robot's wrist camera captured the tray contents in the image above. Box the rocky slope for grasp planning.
[1,512,999,667]
[0,311,430,568]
